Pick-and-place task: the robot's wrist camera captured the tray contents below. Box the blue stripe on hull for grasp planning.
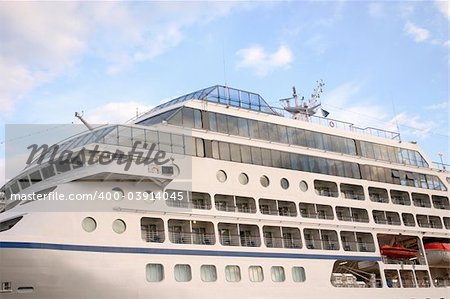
[0,241,381,261]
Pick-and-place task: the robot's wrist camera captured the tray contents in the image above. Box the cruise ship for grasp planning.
[0,84,449,299]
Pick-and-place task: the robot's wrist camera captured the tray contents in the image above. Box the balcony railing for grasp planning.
[300,211,334,220]
[342,241,376,252]
[169,232,215,245]
[264,236,302,249]
[142,230,165,243]
[216,203,257,213]
[305,239,339,250]
[220,234,260,247]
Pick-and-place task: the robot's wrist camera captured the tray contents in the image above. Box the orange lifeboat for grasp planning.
[380,245,418,259]
[424,242,450,267]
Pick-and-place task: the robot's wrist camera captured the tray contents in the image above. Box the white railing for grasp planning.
[272,107,400,140]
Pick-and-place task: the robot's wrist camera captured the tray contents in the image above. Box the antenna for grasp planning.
[391,99,402,142]
[280,80,325,121]
[75,111,94,131]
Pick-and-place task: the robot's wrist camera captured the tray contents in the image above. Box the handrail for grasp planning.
[271,107,401,140]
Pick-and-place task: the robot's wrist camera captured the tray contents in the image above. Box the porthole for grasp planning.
[280,178,289,190]
[299,180,308,192]
[112,219,126,234]
[82,217,97,232]
[112,187,124,201]
[216,170,227,182]
[260,175,270,187]
[238,173,249,185]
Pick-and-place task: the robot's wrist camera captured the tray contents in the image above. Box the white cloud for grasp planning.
[236,44,294,76]
[321,81,388,129]
[386,113,438,138]
[443,40,450,47]
[426,101,449,110]
[404,22,430,42]
[435,0,449,20]
[0,2,239,117]
[85,101,153,124]
[321,81,439,141]
[0,2,88,117]
[368,3,384,17]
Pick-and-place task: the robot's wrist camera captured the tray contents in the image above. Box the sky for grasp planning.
[0,1,449,186]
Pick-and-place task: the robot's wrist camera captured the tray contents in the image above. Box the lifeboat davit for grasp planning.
[424,242,450,267]
[380,245,418,259]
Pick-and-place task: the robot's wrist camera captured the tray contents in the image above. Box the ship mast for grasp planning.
[280,80,326,121]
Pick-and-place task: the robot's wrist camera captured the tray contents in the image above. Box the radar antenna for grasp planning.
[280,80,326,121]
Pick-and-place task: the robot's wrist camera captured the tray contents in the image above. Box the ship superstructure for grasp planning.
[0,85,449,299]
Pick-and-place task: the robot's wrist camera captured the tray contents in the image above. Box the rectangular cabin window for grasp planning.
[229,143,241,162]
[201,265,217,282]
[238,118,249,137]
[268,123,279,143]
[211,141,219,159]
[278,125,288,143]
[174,264,192,282]
[258,121,269,140]
[209,112,217,131]
[240,145,252,164]
[261,148,272,167]
[292,267,306,282]
[193,109,202,128]
[227,116,239,135]
[251,147,262,165]
[146,264,164,282]
[18,175,31,190]
[225,265,241,282]
[216,114,228,134]
[249,266,264,282]
[41,164,56,179]
[29,170,42,184]
[196,138,205,157]
[271,150,282,168]
[182,108,194,128]
[219,142,231,161]
[248,119,259,139]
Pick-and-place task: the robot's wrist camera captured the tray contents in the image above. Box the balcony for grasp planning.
[314,180,338,198]
[340,183,365,200]
[412,193,431,208]
[141,217,165,243]
[369,187,389,203]
[390,190,411,206]
[263,226,301,249]
[169,220,215,245]
[218,223,260,247]
[259,198,297,217]
[432,195,449,210]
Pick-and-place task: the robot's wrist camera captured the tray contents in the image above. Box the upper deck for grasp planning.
[136,85,400,141]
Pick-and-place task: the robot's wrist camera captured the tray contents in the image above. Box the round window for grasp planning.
[238,173,249,185]
[112,219,126,234]
[299,180,308,192]
[260,175,270,187]
[82,217,97,232]
[280,178,289,190]
[216,170,227,183]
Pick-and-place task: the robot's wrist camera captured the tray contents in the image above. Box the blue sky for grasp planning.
[0,1,449,184]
